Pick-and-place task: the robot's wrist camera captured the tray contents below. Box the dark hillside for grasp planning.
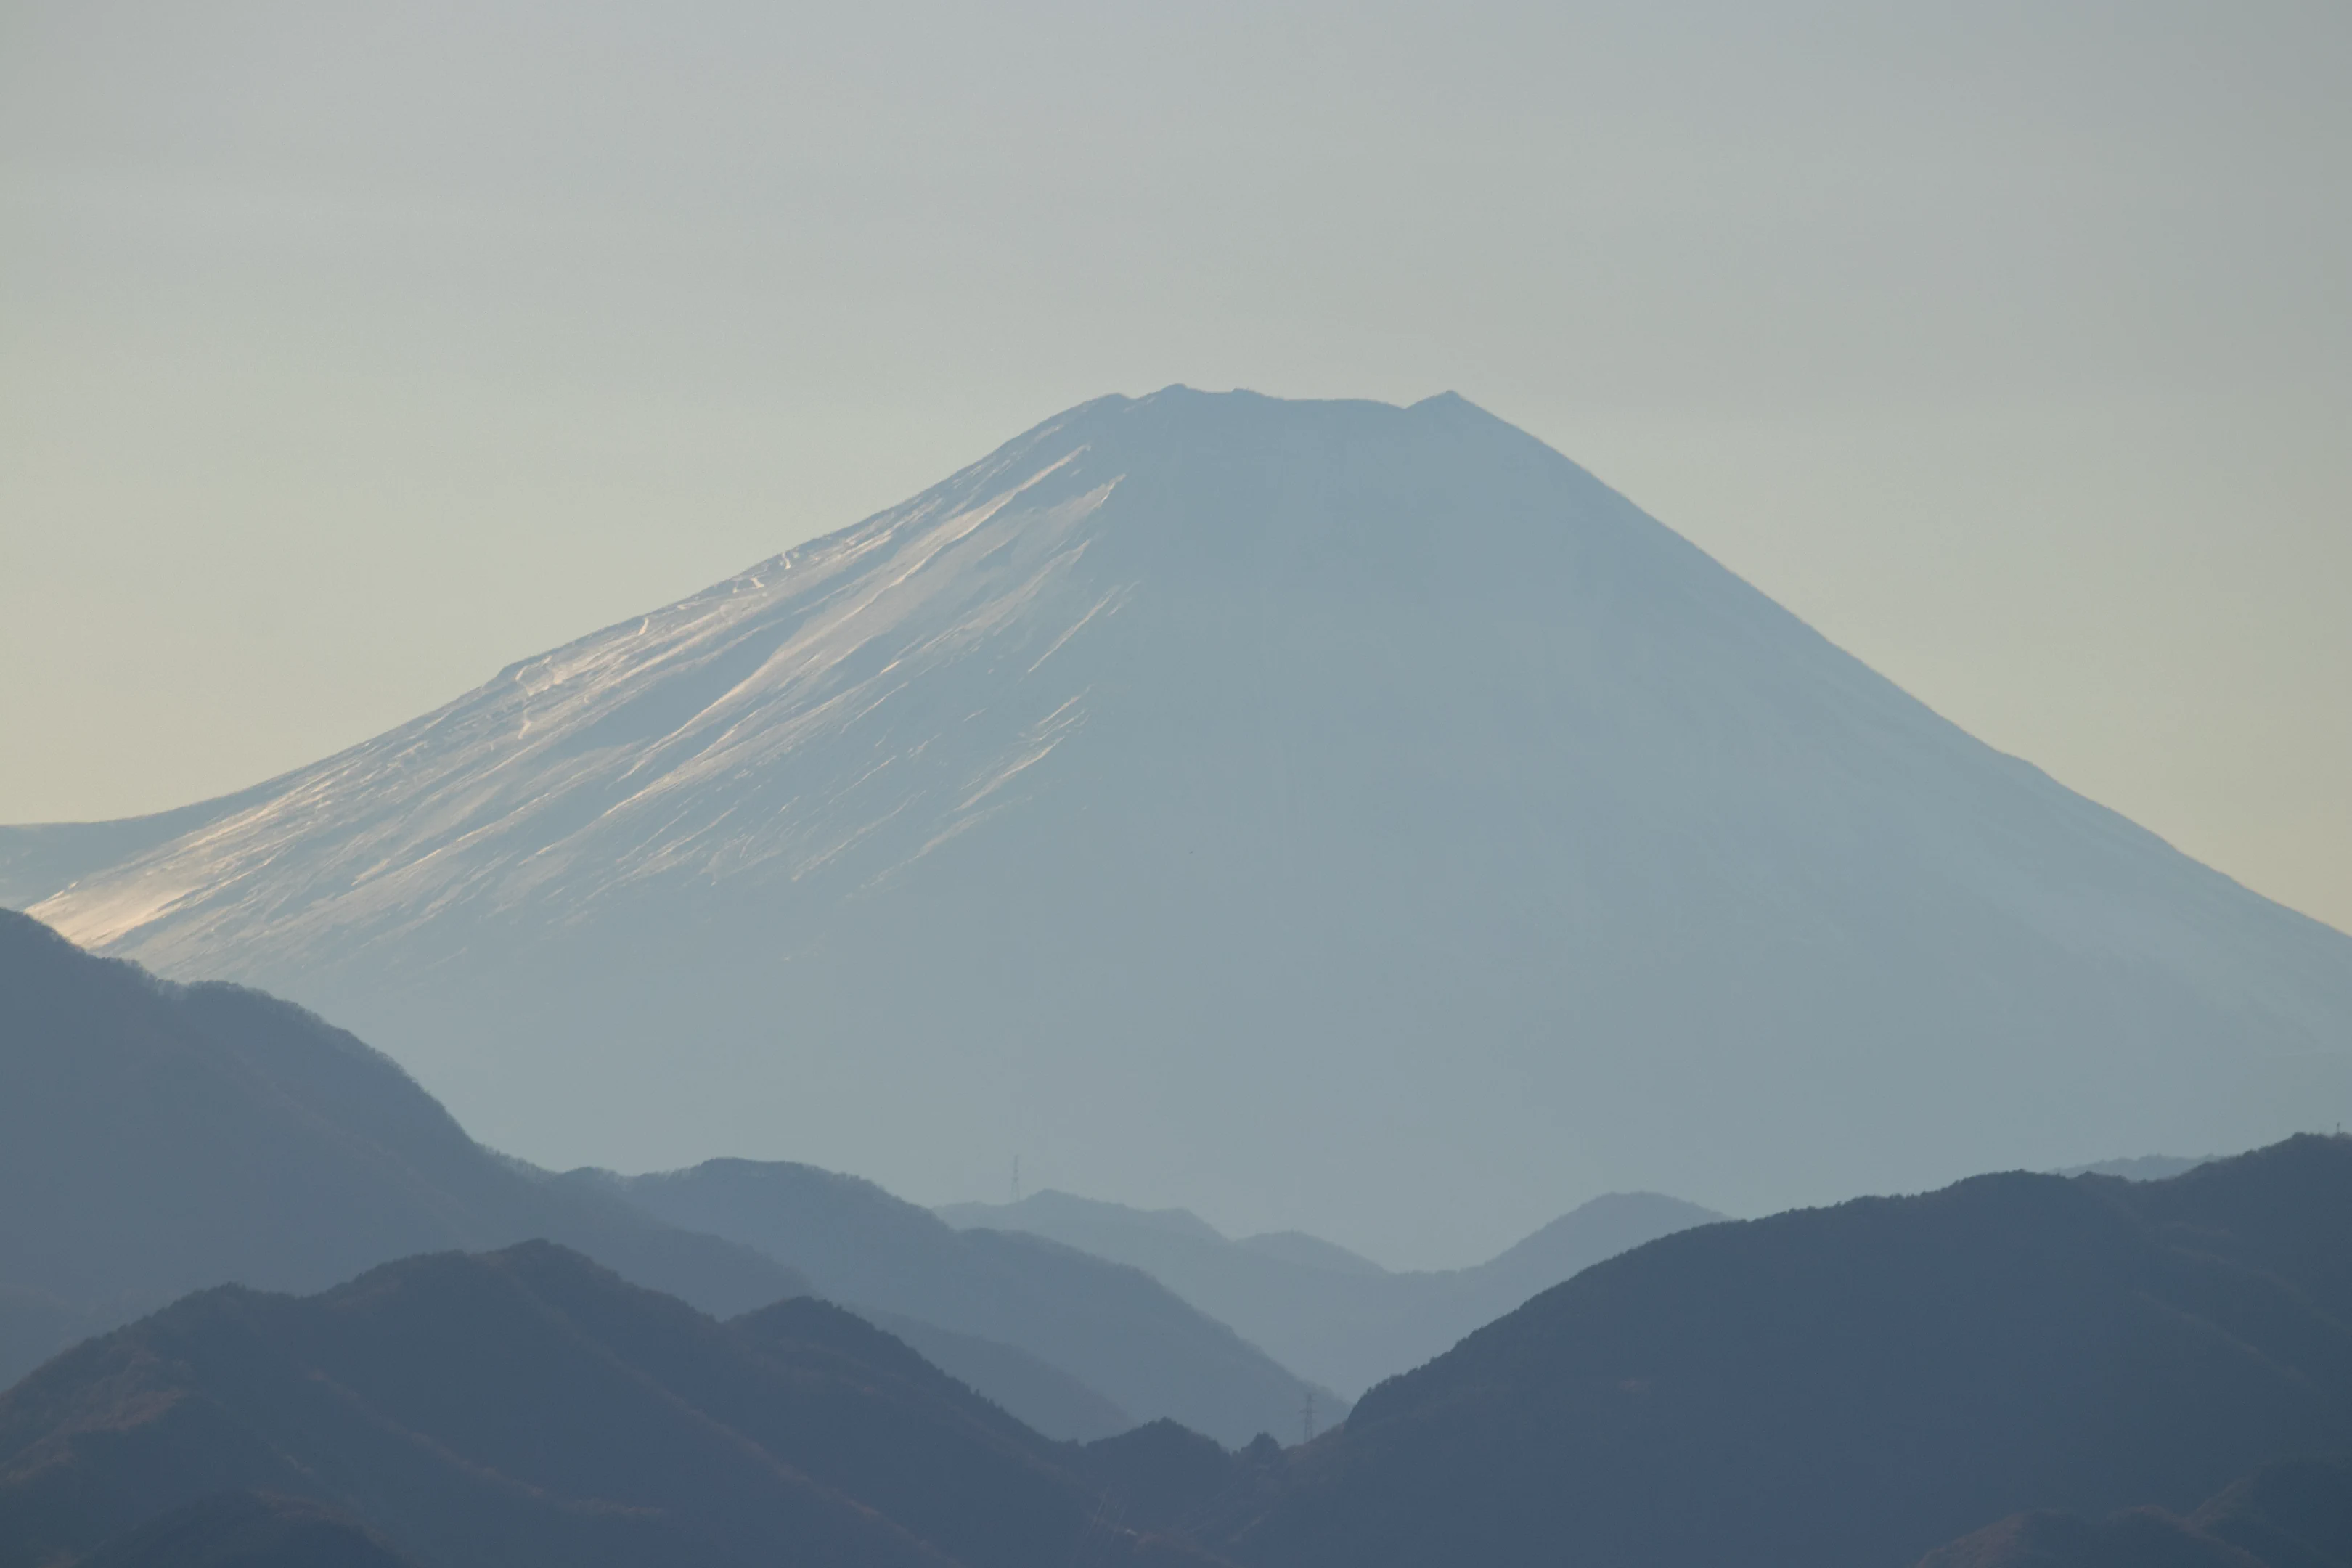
[77,1491,420,1568]
[0,910,803,1385]
[861,1307,1137,1442]
[611,1159,1339,1446]
[1224,1138,2352,1568]
[0,1243,1201,1568]
[1916,1453,2352,1568]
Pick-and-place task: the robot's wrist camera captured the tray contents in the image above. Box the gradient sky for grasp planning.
[3,1,2348,932]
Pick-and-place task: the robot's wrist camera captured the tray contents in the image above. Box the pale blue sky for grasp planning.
[3,1,2347,929]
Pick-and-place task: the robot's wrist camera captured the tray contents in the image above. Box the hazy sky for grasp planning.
[3,1,2348,932]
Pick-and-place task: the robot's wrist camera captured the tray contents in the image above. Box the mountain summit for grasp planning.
[9,388,2350,1258]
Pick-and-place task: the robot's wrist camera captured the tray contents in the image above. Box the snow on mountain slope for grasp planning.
[15,388,2352,1263]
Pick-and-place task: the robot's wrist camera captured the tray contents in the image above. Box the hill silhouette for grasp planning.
[1917,1453,2352,1568]
[0,1242,1230,1568]
[0,909,804,1386]
[606,1160,1342,1446]
[12,389,2351,1260]
[937,1189,1721,1397]
[1219,1137,2352,1568]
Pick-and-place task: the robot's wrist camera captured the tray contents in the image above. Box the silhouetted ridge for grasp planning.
[0,1241,1228,1568]
[936,1188,1721,1397]
[608,1159,1341,1446]
[1916,1453,2352,1568]
[0,910,803,1387]
[1217,1137,2352,1568]
[1083,1421,1273,1540]
[858,1307,1137,1443]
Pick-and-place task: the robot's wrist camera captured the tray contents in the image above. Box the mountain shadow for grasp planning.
[1215,1136,2352,1568]
[0,1242,1233,1568]
[604,1160,1343,1447]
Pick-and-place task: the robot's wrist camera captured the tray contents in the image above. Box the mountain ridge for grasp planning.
[0,910,1313,1443]
[603,1158,1344,1447]
[937,1188,1722,1397]
[1217,1135,2352,1568]
[0,907,806,1384]
[0,1240,1222,1568]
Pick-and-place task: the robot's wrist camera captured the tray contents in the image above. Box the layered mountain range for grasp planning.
[0,909,801,1377]
[7,389,2351,1254]
[937,1188,1721,1398]
[592,1160,1342,1446]
[0,910,1320,1443]
[8,1131,2348,1568]
[1227,1135,2352,1568]
[7,902,2345,1567]
[0,1241,1233,1568]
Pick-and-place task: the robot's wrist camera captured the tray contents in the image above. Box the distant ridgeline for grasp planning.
[5,907,2350,1568]
[0,1130,2346,1566]
[0,910,1332,1446]
[935,1188,1724,1400]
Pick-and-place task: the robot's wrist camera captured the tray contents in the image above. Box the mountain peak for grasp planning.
[9,391,2350,1259]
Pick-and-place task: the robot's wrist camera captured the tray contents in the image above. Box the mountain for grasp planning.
[603,1159,1342,1447]
[1917,1454,2352,1568]
[10,389,2352,1257]
[859,1309,1137,1443]
[1920,1510,2262,1568]
[2057,1154,2218,1182]
[1213,1135,2352,1568]
[0,1241,1230,1568]
[76,1492,420,1568]
[938,1189,1721,1397]
[0,909,807,1388]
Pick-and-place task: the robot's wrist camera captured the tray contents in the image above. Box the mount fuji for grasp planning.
[9,388,2350,1261]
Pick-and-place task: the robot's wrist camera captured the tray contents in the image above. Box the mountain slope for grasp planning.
[0,909,804,1385]
[0,1243,1212,1568]
[859,1309,1137,1443]
[938,1189,1721,1397]
[12,388,2352,1257]
[1218,1136,2352,1568]
[76,1492,422,1568]
[1916,1453,2352,1568]
[607,1159,1341,1447]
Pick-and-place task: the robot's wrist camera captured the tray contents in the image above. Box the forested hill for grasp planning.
[1217,1136,2352,1568]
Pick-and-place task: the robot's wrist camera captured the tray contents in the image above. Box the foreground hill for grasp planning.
[1219,1137,2352,1568]
[0,1243,1226,1568]
[10,389,2350,1257]
[1917,1453,2352,1568]
[938,1189,1721,1397]
[0,910,801,1386]
[607,1161,1343,1447]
